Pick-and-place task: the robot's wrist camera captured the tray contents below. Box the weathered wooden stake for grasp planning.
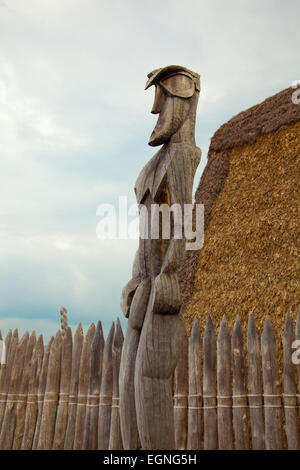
[73,323,95,449]
[232,317,249,449]
[203,314,217,450]
[83,320,104,449]
[21,334,44,449]
[98,322,114,450]
[13,331,36,449]
[187,317,202,450]
[64,323,84,449]
[32,336,53,449]
[0,330,15,433]
[0,331,28,449]
[53,326,72,449]
[261,316,282,450]
[37,331,62,449]
[283,313,299,449]
[174,325,188,450]
[247,313,265,449]
[109,318,124,450]
[217,316,233,450]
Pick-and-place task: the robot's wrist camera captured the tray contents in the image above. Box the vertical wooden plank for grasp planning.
[0,331,28,449]
[64,323,84,449]
[109,318,124,450]
[98,322,114,450]
[174,326,188,450]
[247,313,265,449]
[21,334,44,449]
[217,316,233,450]
[0,329,10,406]
[37,330,62,449]
[296,310,300,410]
[83,320,104,449]
[187,317,202,450]
[0,329,17,432]
[74,323,95,449]
[232,317,249,449]
[13,331,36,449]
[52,326,73,450]
[283,313,299,449]
[261,316,283,450]
[32,336,54,449]
[203,315,217,450]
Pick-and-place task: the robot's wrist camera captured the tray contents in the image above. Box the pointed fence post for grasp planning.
[83,321,104,450]
[64,323,84,449]
[247,313,265,449]
[109,318,124,450]
[203,315,217,449]
[98,322,114,450]
[13,331,36,449]
[21,334,44,449]
[0,329,12,424]
[32,336,54,449]
[296,310,300,409]
[37,331,62,449]
[217,316,233,450]
[232,317,249,449]
[261,316,283,450]
[187,317,202,450]
[74,323,95,449]
[174,326,188,450]
[53,326,72,450]
[0,329,17,433]
[0,331,28,449]
[283,314,299,449]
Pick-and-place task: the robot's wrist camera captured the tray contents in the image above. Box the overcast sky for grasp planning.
[0,0,299,341]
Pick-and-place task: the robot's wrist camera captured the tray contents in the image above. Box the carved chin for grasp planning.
[148,96,188,147]
[148,116,181,147]
[148,127,173,147]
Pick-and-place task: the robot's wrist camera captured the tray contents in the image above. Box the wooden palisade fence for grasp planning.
[0,312,299,450]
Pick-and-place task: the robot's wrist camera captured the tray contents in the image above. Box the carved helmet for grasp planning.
[145,65,200,99]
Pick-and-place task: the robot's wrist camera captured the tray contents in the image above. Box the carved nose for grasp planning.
[151,85,164,114]
[151,104,160,114]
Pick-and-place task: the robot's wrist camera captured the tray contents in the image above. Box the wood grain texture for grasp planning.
[231,317,249,449]
[21,334,44,449]
[64,323,84,449]
[247,313,265,449]
[217,316,233,450]
[83,320,104,449]
[37,331,62,449]
[74,323,95,449]
[109,318,124,450]
[98,322,114,450]
[296,310,300,410]
[203,315,217,450]
[0,329,15,432]
[261,316,283,450]
[174,325,188,450]
[283,314,299,449]
[187,317,201,450]
[0,331,28,449]
[52,326,72,450]
[13,331,36,449]
[32,336,53,449]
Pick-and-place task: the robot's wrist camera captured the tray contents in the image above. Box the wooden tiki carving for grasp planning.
[119,65,201,450]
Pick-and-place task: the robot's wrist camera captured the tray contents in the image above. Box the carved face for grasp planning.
[148,74,195,147]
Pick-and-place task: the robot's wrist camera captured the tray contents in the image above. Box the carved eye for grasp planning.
[160,74,195,99]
